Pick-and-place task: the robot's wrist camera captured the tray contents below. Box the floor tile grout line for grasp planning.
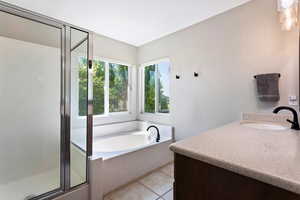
[137,181,163,197]
[138,180,173,199]
[105,182,162,200]
[160,187,173,197]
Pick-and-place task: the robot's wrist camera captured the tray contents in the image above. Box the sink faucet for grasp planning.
[273,106,300,130]
[147,125,160,142]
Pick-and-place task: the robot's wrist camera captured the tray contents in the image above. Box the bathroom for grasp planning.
[0,0,299,200]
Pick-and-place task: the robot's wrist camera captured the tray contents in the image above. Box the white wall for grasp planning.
[0,36,61,183]
[93,34,137,66]
[137,0,299,140]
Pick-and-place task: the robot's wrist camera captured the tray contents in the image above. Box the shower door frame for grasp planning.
[0,1,93,199]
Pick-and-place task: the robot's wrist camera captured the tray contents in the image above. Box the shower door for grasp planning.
[0,9,64,200]
[69,27,93,188]
[0,2,93,200]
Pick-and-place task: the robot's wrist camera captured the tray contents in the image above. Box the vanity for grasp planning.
[170,113,300,200]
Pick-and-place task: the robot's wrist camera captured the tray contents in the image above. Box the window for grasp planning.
[143,60,170,114]
[78,58,130,116]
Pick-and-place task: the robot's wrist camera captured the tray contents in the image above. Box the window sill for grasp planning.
[138,112,171,125]
[93,112,136,126]
[73,112,137,127]
[93,111,131,118]
[140,112,170,117]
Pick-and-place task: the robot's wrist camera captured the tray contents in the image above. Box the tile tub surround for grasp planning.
[104,163,174,200]
[170,113,300,195]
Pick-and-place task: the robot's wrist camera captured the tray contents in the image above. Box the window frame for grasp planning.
[93,57,133,116]
[139,58,171,117]
[76,56,136,125]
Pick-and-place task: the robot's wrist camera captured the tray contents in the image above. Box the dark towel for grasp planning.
[255,73,280,102]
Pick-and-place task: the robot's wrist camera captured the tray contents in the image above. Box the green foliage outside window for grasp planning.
[144,65,156,113]
[109,64,128,112]
[144,62,170,114]
[79,58,169,116]
[93,60,105,115]
[79,58,105,116]
[79,59,129,116]
[158,89,170,113]
[78,58,88,116]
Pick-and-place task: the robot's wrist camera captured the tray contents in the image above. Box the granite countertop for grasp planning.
[170,113,300,195]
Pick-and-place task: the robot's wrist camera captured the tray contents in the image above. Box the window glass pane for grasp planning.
[78,57,88,116]
[93,60,105,115]
[109,63,129,112]
[158,61,170,113]
[144,65,156,113]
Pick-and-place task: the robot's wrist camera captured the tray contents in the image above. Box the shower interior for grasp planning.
[0,4,92,200]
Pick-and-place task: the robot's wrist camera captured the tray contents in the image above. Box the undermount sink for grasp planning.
[241,121,289,131]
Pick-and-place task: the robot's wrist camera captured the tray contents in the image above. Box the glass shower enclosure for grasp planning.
[0,2,93,200]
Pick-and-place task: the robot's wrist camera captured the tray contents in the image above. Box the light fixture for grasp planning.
[278,0,299,30]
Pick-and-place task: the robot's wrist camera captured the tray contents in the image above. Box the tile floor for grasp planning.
[104,162,174,200]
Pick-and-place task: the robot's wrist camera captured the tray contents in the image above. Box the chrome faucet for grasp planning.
[147,125,160,142]
[273,106,300,130]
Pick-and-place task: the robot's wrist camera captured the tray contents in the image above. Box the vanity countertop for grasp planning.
[170,113,300,195]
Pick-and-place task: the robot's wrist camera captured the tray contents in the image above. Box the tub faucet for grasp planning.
[147,125,160,142]
[273,106,300,130]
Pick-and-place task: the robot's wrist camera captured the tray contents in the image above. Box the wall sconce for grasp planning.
[278,0,299,31]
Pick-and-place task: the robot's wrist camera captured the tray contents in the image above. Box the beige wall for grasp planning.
[93,34,137,65]
[137,0,299,140]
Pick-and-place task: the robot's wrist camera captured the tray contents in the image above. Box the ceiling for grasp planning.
[3,0,251,46]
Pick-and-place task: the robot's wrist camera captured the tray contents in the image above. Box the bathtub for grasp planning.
[94,132,156,152]
[92,128,172,161]
[72,120,174,195]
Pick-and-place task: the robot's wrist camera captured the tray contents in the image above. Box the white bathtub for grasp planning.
[93,121,174,195]
[72,120,174,195]
[90,121,173,160]
[93,132,153,152]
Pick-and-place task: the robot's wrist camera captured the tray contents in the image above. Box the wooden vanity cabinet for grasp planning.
[174,153,300,200]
